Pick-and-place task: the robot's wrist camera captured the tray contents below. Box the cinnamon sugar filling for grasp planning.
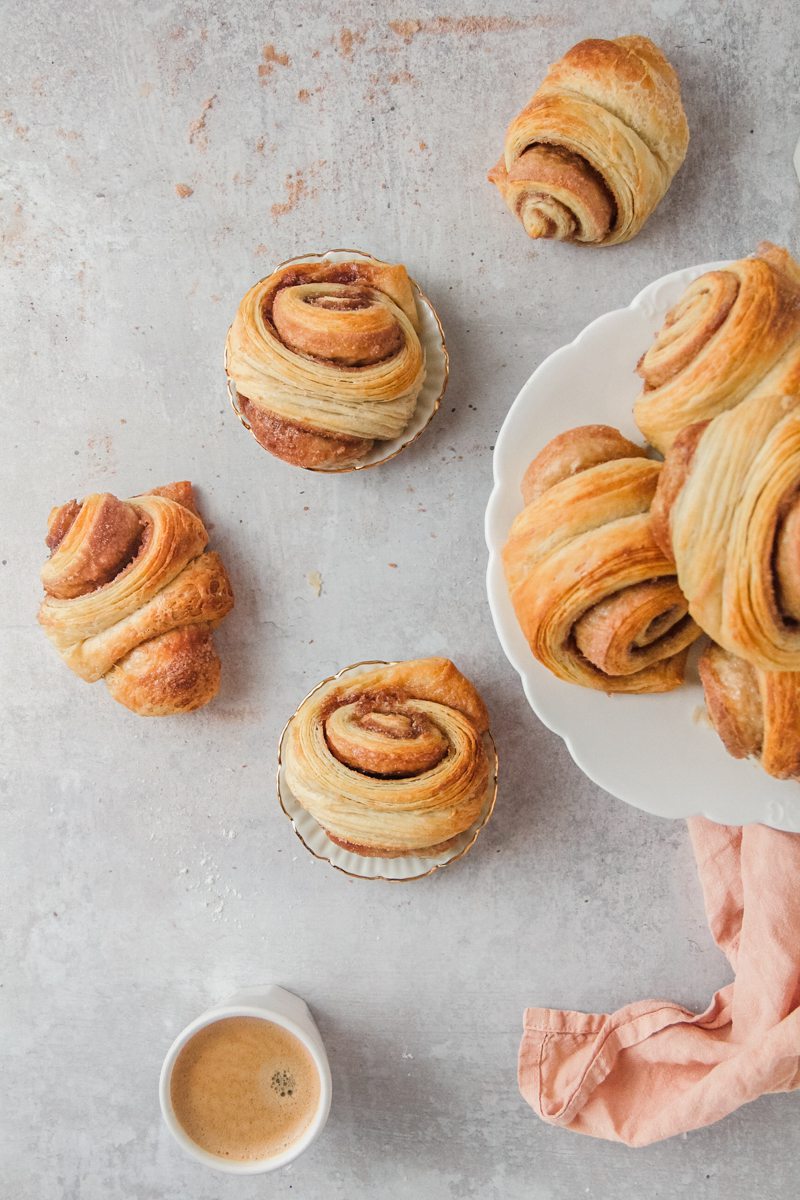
[43,496,149,598]
[519,142,618,233]
[323,689,449,777]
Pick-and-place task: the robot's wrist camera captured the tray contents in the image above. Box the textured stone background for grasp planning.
[2,1,799,1196]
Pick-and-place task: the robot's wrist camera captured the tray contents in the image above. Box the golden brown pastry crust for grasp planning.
[226,258,426,469]
[488,35,688,246]
[325,831,462,860]
[238,396,373,469]
[520,424,646,503]
[653,393,800,671]
[38,482,234,715]
[283,658,490,858]
[699,643,800,781]
[105,624,222,716]
[42,493,143,598]
[503,425,700,692]
[635,243,800,454]
[649,420,708,559]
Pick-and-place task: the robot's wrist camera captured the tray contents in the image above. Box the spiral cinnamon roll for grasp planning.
[488,36,688,246]
[283,658,491,858]
[39,481,234,715]
[699,644,800,781]
[502,426,699,692]
[652,392,800,671]
[225,256,427,469]
[635,243,800,453]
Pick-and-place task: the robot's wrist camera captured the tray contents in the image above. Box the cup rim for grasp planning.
[158,1004,332,1175]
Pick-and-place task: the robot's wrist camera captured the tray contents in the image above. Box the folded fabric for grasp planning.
[519,819,800,1146]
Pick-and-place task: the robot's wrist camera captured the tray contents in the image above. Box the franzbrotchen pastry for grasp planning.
[503,425,699,692]
[225,256,428,469]
[651,392,800,672]
[635,243,800,454]
[39,481,234,715]
[488,35,688,246]
[699,644,800,782]
[283,658,491,858]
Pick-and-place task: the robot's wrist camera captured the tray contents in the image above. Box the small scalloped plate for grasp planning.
[486,259,800,833]
[277,661,499,881]
[226,249,449,474]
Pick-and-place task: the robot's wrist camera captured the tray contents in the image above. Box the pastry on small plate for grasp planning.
[278,658,497,881]
[38,481,234,715]
[225,249,448,472]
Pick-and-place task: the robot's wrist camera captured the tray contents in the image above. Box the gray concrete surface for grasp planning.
[2,1,799,1196]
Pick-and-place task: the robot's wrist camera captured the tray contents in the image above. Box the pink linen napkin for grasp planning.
[519,818,800,1146]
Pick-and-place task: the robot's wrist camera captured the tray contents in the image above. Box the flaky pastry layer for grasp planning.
[653,392,800,671]
[635,243,800,454]
[503,425,699,692]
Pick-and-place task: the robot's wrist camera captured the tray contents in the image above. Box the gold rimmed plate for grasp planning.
[225,248,449,474]
[276,661,499,882]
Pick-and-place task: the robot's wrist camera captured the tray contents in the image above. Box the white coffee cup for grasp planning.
[159,985,332,1174]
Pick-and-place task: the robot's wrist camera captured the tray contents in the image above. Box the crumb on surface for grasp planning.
[188,95,216,149]
[337,27,365,58]
[389,16,553,43]
[259,43,290,81]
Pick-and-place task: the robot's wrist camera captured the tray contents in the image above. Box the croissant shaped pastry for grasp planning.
[502,426,699,692]
[225,257,427,469]
[699,644,800,782]
[651,392,800,672]
[488,35,688,246]
[283,658,491,858]
[635,243,800,454]
[38,481,234,715]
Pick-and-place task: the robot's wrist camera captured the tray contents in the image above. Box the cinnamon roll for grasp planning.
[502,426,699,692]
[652,392,800,671]
[699,644,800,781]
[282,658,491,858]
[488,36,688,246]
[225,256,428,469]
[635,243,800,454]
[38,481,234,715]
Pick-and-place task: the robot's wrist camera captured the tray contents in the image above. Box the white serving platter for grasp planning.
[485,260,800,832]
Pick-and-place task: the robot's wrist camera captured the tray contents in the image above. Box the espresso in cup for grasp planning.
[170,1015,321,1162]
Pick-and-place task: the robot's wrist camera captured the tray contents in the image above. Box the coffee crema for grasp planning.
[170,1016,321,1161]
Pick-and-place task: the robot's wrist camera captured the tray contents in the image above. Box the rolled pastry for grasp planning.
[39,481,234,715]
[635,242,800,454]
[226,257,427,469]
[651,392,800,671]
[488,35,688,246]
[502,425,699,692]
[699,643,800,781]
[283,658,490,857]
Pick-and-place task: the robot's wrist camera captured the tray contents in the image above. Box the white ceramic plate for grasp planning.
[277,661,499,881]
[226,248,448,473]
[485,260,800,833]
